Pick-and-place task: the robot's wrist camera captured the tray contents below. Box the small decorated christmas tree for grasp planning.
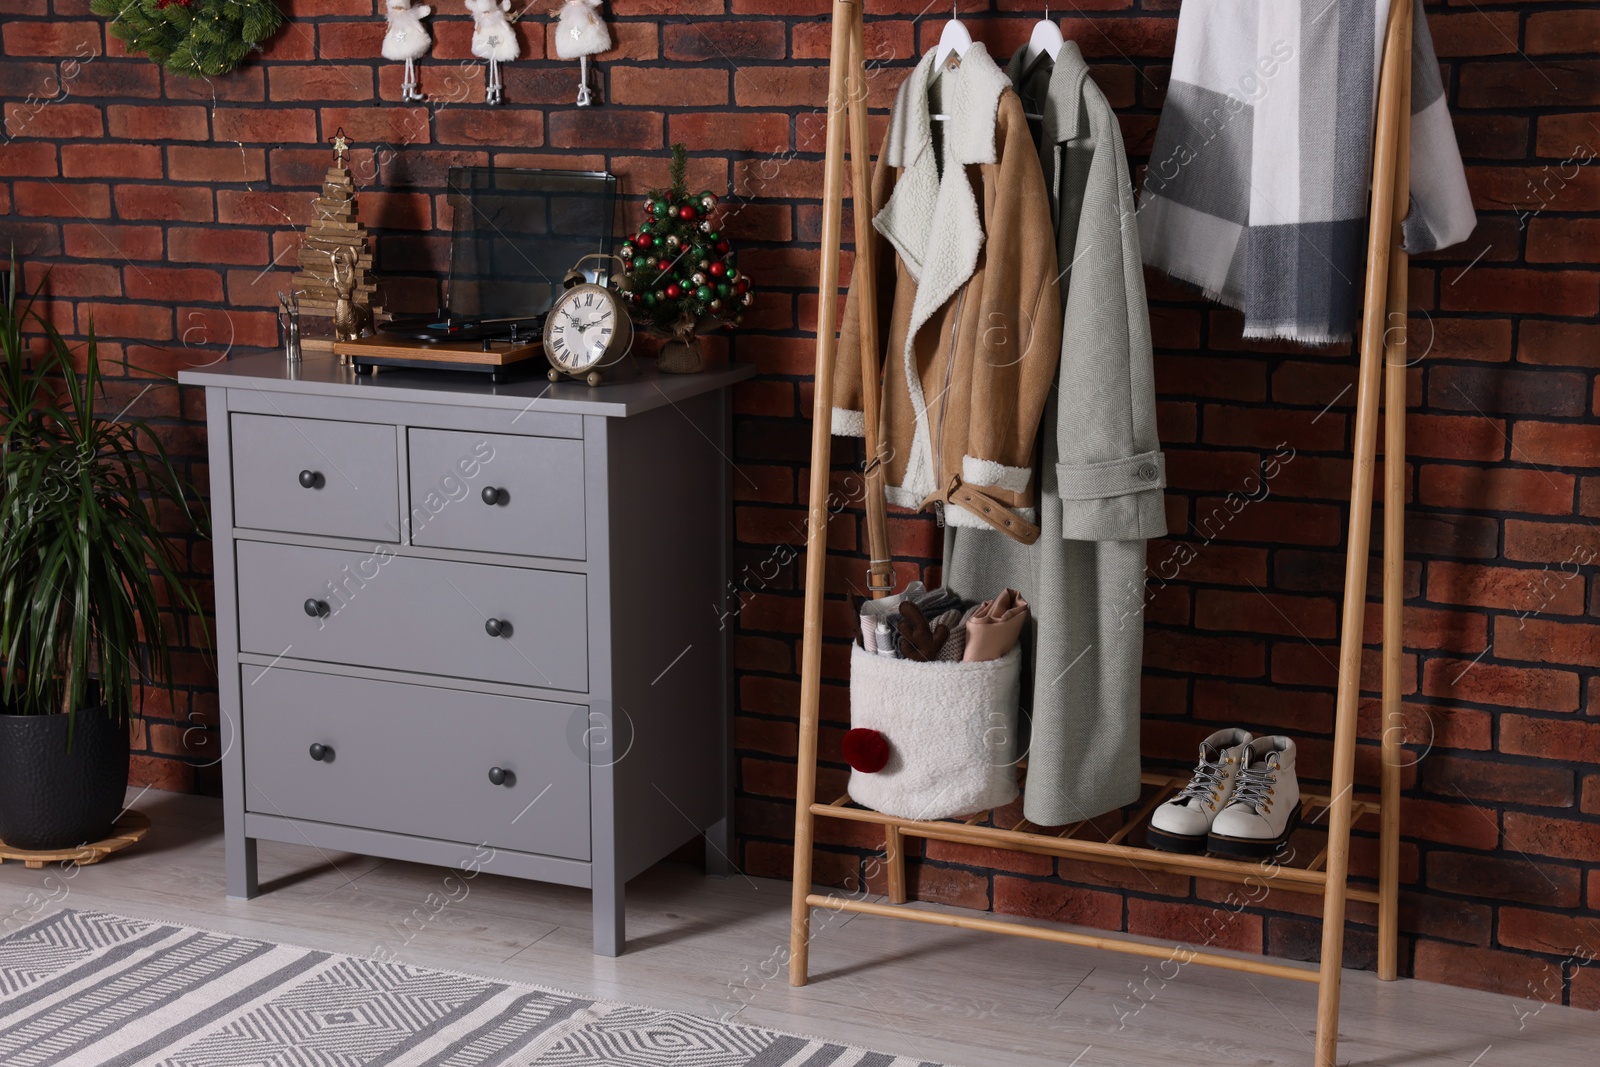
[616,144,752,370]
[90,0,284,78]
[292,132,381,320]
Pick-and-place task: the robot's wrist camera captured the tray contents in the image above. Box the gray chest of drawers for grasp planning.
[180,353,753,955]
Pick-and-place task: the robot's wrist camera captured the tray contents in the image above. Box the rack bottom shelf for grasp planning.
[813,771,1384,905]
[806,893,1323,983]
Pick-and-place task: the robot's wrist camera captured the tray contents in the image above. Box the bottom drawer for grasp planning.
[242,668,590,860]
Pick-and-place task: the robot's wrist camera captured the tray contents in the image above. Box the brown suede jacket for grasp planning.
[832,43,1062,543]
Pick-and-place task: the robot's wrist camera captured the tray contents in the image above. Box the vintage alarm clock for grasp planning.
[543,254,634,386]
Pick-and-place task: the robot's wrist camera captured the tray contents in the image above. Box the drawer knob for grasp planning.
[484,617,511,638]
[298,469,322,489]
[488,766,509,786]
[304,598,330,618]
[309,743,332,762]
[481,486,506,506]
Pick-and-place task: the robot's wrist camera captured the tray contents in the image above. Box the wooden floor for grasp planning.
[0,789,1590,1066]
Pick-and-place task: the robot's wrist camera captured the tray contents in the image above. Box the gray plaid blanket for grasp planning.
[1138,0,1475,345]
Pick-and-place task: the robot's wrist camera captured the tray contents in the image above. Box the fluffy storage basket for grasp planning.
[846,644,1022,821]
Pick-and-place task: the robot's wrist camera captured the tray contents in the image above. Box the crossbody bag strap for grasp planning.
[848,26,895,598]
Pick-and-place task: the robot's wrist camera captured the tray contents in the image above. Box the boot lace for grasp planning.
[1176,750,1229,809]
[1229,759,1278,812]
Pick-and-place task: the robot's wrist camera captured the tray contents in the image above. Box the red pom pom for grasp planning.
[842,728,890,774]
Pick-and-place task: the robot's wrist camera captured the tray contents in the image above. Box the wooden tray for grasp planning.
[0,810,150,869]
[334,334,545,384]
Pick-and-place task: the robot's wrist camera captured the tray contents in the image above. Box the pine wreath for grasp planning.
[89,0,285,78]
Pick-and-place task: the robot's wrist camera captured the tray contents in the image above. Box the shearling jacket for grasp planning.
[832,43,1062,541]
[945,42,1166,826]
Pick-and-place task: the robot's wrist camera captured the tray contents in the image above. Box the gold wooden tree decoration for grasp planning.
[293,131,382,319]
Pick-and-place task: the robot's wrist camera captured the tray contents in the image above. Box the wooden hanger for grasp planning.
[1025,6,1064,66]
[928,9,1045,124]
[933,3,971,70]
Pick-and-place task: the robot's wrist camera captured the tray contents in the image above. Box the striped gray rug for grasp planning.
[0,910,946,1066]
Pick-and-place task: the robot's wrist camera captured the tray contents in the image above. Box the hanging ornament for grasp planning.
[382,0,432,102]
[664,234,680,249]
[699,192,718,211]
[690,271,707,286]
[555,0,611,107]
[465,0,518,105]
[618,244,633,259]
[708,261,727,278]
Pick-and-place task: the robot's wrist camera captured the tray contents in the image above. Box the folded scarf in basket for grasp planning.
[1137,0,1475,345]
[964,588,1028,663]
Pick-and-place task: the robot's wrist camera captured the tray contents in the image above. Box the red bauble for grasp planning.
[666,283,683,299]
[677,204,697,220]
[708,261,727,278]
[734,278,749,294]
[634,233,653,249]
[841,728,890,774]
[715,240,731,255]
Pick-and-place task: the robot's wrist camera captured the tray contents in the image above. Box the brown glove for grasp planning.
[894,601,950,662]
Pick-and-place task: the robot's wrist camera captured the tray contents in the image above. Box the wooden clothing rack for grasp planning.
[787,3,1417,1066]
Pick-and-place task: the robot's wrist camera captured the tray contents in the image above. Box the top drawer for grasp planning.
[408,429,586,559]
[232,413,400,543]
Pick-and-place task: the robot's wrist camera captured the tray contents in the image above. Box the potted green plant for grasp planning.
[0,260,205,850]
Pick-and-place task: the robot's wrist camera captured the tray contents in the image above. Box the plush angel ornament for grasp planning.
[465,0,518,105]
[555,0,611,107]
[382,0,432,102]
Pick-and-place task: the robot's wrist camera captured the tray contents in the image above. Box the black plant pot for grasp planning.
[0,708,130,851]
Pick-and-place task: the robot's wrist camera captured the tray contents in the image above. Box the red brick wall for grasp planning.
[3,0,1596,1009]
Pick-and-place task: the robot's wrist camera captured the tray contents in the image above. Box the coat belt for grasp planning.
[921,476,1042,545]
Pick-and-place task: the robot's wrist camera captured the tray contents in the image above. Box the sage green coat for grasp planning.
[944,42,1166,826]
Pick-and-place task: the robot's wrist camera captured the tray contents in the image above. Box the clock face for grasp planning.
[545,287,619,372]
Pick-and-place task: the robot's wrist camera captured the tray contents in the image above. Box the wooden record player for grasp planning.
[333,333,544,385]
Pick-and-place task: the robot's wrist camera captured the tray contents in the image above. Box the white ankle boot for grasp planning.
[1207,736,1301,859]
[1147,728,1253,853]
